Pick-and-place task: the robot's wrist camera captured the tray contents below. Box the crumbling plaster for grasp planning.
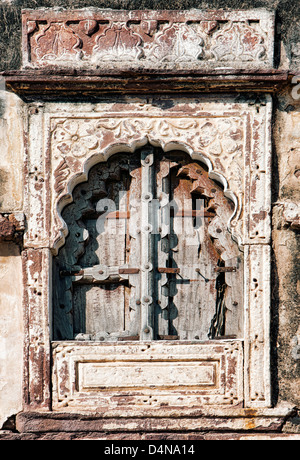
[0,89,24,429]
[0,243,23,429]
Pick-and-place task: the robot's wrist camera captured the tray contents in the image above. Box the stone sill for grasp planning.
[1,69,289,99]
[16,405,295,434]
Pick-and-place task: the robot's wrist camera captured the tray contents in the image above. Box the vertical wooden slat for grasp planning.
[140,146,155,340]
[156,156,171,337]
[127,165,142,336]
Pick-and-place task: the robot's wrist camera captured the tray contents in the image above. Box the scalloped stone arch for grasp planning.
[52,137,241,255]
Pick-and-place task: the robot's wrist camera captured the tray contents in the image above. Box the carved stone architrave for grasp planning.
[22,95,273,412]
[22,9,275,71]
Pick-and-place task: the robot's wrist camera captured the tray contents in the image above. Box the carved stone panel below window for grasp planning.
[52,341,244,411]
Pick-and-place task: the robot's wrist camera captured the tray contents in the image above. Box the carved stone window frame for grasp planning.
[5,8,294,432]
[22,95,272,411]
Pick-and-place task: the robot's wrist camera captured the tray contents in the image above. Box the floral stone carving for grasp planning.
[22,9,275,70]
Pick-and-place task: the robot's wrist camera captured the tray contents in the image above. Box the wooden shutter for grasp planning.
[53,146,243,341]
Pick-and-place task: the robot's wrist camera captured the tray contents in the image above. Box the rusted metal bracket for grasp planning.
[61,266,181,277]
[194,266,236,280]
[157,268,180,274]
[61,265,234,279]
[214,267,237,273]
[118,268,140,274]
[104,209,215,220]
[171,209,215,218]
[120,267,181,274]
[117,335,140,341]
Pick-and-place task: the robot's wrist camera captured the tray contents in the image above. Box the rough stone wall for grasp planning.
[0,0,299,437]
[0,242,23,430]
